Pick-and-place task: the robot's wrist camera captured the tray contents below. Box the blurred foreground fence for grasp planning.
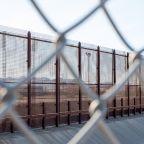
[0,30,143,133]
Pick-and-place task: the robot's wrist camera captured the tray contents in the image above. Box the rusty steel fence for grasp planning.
[0,30,143,133]
[0,0,143,144]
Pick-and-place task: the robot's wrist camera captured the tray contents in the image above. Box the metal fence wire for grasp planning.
[0,0,143,144]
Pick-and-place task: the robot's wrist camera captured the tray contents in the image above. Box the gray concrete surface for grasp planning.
[1,116,144,144]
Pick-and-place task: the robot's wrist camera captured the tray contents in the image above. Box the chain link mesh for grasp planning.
[0,0,143,143]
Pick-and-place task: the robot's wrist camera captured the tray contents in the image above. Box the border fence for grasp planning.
[0,30,143,133]
[0,1,143,143]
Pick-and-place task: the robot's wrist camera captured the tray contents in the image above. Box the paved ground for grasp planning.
[1,115,144,144]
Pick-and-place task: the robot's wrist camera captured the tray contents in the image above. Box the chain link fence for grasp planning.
[0,0,143,143]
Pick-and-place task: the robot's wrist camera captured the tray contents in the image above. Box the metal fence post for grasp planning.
[68,101,71,125]
[56,54,60,127]
[27,31,32,126]
[134,98,136,115]
[127,53,130,116]
[42,102,45,129]
[10,122,14,133]
[121,98,123,117]
[97,46,100,96]
[78,42,82,124]
[139,66,142,113]
[112,50,116,118]
[106,107,109,119]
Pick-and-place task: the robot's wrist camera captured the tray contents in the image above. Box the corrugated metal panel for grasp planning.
[1,116,144,144]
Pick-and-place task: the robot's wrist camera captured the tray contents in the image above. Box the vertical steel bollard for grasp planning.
[106,105,109,119]
[139,65,142,113]
[121,98,123,117]
[10,122,14,133]
[56,54,60,127]
[127,53,130,116]
[97,46,100,96]
[68,101,71,125]
[78,42,82,124]
[134,98,136,115]
[42,102,45,129]
[27,31,32,126]
[112,50,116,118]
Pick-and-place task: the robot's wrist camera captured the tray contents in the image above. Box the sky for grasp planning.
[0,0,144,51]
